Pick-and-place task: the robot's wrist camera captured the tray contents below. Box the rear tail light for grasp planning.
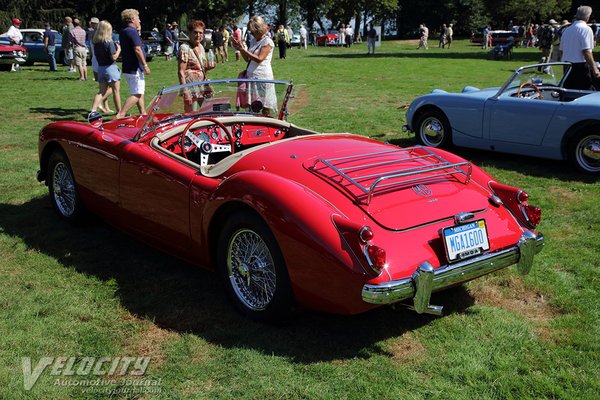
[365,245,386,272]
[517,190,529,203]
[522,205,541,227]
[359,226,374,243]
[489,182,542,228]
[331,215,386,276]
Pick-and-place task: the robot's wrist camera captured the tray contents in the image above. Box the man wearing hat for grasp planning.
[62,16,75,72]
[87,17,100,80]
[162,23,174,61]
[7,18,23,71]
[538,19,557,63]
[560,5,600,90]
[43,22,57,71]
[171,21,180,56]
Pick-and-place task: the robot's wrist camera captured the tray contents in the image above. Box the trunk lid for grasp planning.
[227,134,491,231]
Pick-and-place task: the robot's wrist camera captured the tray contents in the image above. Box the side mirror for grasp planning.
[88,111,103,128]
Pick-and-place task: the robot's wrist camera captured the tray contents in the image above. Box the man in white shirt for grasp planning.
[299,25,307,49]
[345,24,354,47]
[560,5,600,89]
[7,17,23,71]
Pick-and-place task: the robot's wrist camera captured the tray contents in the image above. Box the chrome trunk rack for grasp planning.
[309,146,472,205]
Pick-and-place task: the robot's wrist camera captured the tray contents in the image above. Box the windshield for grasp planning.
[499,62,570,96]
[136,78,294,141]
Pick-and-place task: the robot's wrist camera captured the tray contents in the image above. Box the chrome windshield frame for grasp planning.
[134,78,294,142]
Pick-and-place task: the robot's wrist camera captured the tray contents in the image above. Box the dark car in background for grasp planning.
[471,30,519,46]
[138,31,162,61]
[111,33,158,62]
[0,29,62,65]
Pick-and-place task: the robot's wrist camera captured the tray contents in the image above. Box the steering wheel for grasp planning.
[179,117,235,165]
[517,82,543,99]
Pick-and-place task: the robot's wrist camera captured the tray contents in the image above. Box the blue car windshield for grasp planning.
[502,63,570,94]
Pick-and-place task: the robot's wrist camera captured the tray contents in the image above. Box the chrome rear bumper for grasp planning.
[362,230,544,314]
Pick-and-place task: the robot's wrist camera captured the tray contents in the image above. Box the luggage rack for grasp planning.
[310,146,472,205]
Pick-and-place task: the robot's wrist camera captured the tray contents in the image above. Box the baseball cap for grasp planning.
[548,19,558,25]
[90,17,99,24]
[12,18,21,25]
[44,22,50,28]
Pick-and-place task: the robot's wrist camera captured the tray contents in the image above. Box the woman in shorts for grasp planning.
[91,20,122,115]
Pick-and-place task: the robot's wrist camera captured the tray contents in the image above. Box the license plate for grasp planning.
[442,220,490,262]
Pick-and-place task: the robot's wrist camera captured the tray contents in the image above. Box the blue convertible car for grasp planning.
[404,62,600,175]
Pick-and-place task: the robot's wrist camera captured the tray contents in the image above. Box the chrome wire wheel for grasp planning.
[51,160,77,217]
[574,134,600,173]
[419,116,446,147]
[227,228,277,311]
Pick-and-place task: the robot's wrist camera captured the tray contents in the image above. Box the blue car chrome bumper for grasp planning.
[362,230,544,315]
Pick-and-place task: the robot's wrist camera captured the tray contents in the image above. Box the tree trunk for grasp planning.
[278,0,287,27]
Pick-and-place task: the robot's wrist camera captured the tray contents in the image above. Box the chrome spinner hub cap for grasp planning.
[578,135,600,172]
[421,117,444,146]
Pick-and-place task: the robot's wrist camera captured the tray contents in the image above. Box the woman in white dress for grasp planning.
[231,15,277,116]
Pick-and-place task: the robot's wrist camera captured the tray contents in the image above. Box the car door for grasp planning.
[484,96,561,145]
[119,142,197,254]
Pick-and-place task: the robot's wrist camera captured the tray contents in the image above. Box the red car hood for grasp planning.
[225,134,491,231]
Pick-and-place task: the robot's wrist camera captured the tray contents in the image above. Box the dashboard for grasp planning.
[160,120,289,164]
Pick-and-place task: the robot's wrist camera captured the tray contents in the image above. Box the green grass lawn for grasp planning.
[0,39,598,399]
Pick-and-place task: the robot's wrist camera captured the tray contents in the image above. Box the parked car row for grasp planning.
[0,29,64,65]
[0,28,164,67]
[471,30,519,46]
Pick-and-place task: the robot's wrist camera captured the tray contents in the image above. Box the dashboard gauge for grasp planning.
[183,136,193,150]
[211,127,219,140]
[199,131,211,143]
[234,124,244,138]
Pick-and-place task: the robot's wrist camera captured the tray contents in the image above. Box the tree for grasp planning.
[485,0,571,26]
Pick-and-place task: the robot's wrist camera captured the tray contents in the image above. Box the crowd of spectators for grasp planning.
[5,4,600,118]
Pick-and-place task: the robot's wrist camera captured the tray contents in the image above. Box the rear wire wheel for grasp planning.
[217,211,294,321]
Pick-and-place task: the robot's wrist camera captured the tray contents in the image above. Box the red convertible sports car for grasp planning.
[316,30,339,46]
[37,78,544,320]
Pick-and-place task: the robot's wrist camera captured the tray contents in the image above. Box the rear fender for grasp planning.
[201,170,375,314]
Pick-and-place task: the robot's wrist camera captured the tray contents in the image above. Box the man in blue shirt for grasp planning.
[162,24,173,61]
[116,8,151,119]
[43,22,57,71]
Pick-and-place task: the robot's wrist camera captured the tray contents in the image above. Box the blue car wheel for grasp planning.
[416,110,452,148]
[569,132,600,175]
